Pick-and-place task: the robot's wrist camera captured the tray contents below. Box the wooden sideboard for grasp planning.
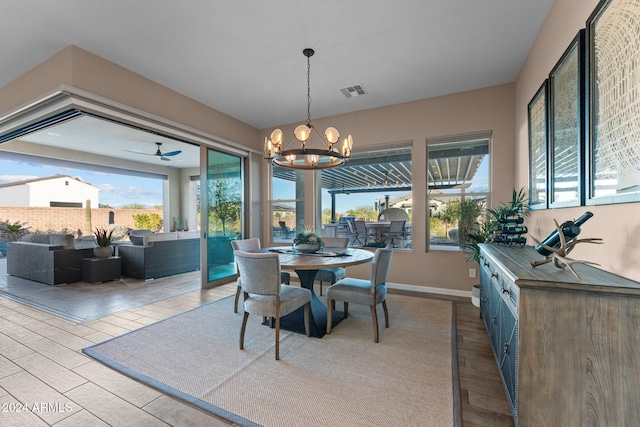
[478,244,640,427]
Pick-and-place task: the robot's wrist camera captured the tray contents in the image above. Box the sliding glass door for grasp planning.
[203,148,243,283]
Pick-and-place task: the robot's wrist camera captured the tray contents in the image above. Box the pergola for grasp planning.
[273,144,487,221]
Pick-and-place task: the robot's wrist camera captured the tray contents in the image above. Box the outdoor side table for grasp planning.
[83,257,122,283]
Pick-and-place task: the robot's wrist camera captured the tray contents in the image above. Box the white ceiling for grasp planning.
[16,116,201,169]
[2,0,554,130]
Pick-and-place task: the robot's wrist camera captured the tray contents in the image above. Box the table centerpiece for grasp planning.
[293,230,324,253]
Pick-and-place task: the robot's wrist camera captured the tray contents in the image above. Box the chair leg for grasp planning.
[275,306,280,360]
[234,285,241,313]
[319,280,323,296]
[326,298,333,334]
[370,305,379,343]
[382,300,389,328]
[344,302,349,319]
[304,302,311,337]
[240,312,249,350]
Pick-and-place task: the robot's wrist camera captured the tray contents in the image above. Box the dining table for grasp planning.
[365,221,412,240]
[259,247,374,337]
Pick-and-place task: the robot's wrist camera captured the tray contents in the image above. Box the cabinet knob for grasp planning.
[492,316,497,324]
[491,272,499,279]
[502,287,510,294]
[484,261,490,267]
[481,297,488,302]
[504,343,510,354]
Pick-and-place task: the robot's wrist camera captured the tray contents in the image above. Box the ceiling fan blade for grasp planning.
[161,156,171,161]
[162,150,182,157]
[124,149,153,156]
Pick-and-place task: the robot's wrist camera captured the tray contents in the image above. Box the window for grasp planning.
[204,148,243,282]
[270,165,305,243]
[427,133,491,251]
[319,142,412,249]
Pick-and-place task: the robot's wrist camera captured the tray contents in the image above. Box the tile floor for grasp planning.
[0,283,240,427]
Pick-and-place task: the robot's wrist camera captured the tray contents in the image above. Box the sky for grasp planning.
[0,158,163,207]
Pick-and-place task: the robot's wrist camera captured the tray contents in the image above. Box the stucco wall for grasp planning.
[25,177,98,208]
[515,0,640,282]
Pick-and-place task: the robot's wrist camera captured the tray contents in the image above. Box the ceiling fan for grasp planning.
[126,142,182,161]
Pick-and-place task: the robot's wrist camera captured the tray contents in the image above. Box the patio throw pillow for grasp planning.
[129,229,153,245]
[22,233,76,249]
[49,234,76,249]
[22,234,51,244]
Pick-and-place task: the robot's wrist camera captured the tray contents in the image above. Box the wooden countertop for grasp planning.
[480,244,640,296]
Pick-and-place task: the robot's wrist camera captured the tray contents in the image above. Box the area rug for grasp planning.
[0,259,201,322]
[84,294,454,427]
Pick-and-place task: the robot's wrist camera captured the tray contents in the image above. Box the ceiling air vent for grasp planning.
[340,84,366,98]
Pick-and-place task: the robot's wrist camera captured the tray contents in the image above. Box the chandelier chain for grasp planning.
[306,54,312,125]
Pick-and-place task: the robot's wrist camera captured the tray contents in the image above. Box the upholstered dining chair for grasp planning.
[234,250,311,360]
[231,238,291,313]
[326,247,393,343]
[316,237,349,296]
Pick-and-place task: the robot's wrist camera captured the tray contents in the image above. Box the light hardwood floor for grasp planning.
[0,280,513,426]
[454,298,515,427]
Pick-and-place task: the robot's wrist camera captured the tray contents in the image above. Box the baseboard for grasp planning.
[387,282,472,299]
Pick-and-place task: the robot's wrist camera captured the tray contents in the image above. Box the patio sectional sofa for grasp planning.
[7,231,202,284]
[118,230,200,280]
[7,234,95,285]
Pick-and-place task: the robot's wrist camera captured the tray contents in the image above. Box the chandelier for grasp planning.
[264,48,353,170]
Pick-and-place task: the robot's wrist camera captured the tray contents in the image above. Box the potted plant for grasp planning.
[0,220,30,242]
[293,230,324,253]
[462,220,490,264]
[487,187,528,224]
[462,188,528,264]
[462,188,527,308]
[93,227,115,258]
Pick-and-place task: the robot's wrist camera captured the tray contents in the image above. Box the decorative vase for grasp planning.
[471,285,480,308]
[294,243,321,254]
[94,246,114,258]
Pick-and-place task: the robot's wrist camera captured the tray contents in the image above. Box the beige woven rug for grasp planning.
[84,294,454,427]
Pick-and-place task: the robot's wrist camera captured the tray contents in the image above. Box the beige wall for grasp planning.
[261,83,516,291]
[515,0,640,282]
